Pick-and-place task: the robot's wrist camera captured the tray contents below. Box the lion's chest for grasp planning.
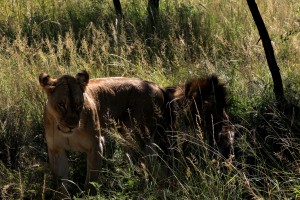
[50,130,92,153]
[65,136,87,152]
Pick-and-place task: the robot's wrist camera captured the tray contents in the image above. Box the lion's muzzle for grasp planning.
[57,122,79,135]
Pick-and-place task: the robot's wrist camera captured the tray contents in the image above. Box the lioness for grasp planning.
[39,70,167,193]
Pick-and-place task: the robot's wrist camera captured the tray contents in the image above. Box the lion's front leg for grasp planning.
[48,148,70,194]
[85,136,104,194]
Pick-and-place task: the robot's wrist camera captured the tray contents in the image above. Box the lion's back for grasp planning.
[87,77,164,102]
[85,77,166,125]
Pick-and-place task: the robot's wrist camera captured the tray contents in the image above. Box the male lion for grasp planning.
[165,76,234,159]
[39,70,167,194]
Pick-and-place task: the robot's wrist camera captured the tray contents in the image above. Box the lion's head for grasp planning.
[184,76,227,133]
[167,75,234,158]
[39,70,89,135]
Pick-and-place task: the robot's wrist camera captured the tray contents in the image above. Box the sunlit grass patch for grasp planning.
[0,0,299,199]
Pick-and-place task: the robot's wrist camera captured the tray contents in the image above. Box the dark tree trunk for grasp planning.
[112,0,123,47]
[246,0,286,104]
[113,0,123,18]
[147,0,159,28]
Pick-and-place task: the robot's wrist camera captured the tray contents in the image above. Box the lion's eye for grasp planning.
[58,103,66,110]
[76,103,83,110]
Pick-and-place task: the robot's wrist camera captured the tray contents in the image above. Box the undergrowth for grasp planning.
[0,0,299,199]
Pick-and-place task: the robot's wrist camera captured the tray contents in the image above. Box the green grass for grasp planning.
[0,0,300,199]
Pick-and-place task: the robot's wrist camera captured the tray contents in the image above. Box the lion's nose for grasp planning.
[59,120,79,132]
[67,124,78,130]
[58,125,72,133]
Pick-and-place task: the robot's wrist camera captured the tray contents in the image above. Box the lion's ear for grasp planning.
[184,81,192,97]
[76,70,89,91]
[208,75,219,88]
[39,73,56,92]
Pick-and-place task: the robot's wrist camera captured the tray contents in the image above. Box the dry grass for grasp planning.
[0,0,299,199]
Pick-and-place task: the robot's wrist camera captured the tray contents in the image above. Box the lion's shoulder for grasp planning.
[86,77,163,94]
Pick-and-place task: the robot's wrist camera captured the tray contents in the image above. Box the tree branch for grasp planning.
[246,0,286,104]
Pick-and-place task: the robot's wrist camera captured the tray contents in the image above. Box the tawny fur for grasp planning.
[39,71,234,195]
[39,70,166,194]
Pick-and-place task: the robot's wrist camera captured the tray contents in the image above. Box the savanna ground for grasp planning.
[0,0,300,199]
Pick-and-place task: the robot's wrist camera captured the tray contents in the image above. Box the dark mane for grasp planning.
[184,75,227,121]
[161,75,233,159]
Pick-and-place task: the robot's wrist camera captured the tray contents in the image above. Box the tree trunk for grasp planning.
[246,0,286,104]
[147,0,159,29]
[113,0,123,30]
[113,0,123,18]
[112,0,123,47]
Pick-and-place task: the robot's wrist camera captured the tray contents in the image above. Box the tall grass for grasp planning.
[0,0,299,199]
